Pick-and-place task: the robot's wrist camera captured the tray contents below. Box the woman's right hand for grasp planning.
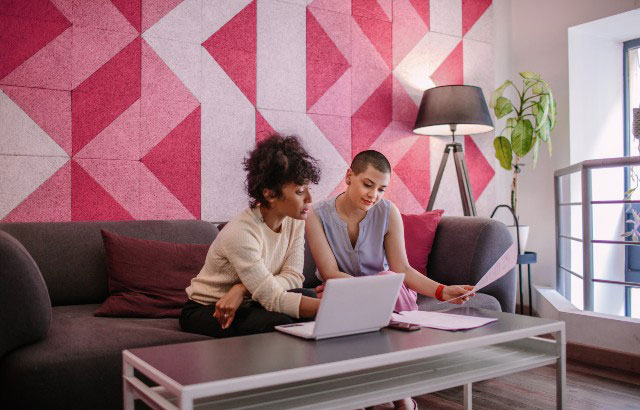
[213,284,247,329]
[442,285,475,304]
[315,283,325,299]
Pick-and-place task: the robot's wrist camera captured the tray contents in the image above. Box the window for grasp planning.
[623,38,640,318]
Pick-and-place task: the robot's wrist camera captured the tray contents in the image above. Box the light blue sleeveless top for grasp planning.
[313,195,390,277]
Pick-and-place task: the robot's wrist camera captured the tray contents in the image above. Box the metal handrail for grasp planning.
[559,265,583,279]
[554,155,640,311]
[559,234,582,242]
[592,278,640,288]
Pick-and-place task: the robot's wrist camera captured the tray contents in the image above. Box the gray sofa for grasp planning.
[0,217,514,410]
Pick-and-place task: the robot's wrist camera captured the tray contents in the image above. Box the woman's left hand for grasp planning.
[442,285,475,304]
[213,284,247,329]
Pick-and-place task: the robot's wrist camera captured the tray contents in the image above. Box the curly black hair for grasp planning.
[243,134,321,208]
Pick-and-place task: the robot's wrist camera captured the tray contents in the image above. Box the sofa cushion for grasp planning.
[417,292,501,312]
[95,230,210,318]
[401,210,444,275]
[0,304,209,410]
[0,220,218,306]
[0,230,51,360]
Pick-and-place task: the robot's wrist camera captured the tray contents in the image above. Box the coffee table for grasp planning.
[123,308,565,410]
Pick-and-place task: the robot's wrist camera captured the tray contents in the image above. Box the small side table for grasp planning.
[518,251,537,316]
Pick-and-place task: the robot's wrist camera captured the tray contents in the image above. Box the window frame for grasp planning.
[623,37,640,317]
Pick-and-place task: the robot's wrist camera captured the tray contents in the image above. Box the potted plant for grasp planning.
[490,71,557,251]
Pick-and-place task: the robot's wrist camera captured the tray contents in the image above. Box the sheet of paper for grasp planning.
[440,241,518,303]
[391,311,497,330]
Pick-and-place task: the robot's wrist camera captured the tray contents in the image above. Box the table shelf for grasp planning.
[130,338,559,410]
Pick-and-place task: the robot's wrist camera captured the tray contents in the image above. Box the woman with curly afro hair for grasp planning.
[180,134,322,338]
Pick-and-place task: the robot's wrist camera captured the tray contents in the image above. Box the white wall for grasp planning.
[492,0,640,312]
[568,9,640,315]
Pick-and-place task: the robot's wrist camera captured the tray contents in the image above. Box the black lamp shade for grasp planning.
[413,85,494,135]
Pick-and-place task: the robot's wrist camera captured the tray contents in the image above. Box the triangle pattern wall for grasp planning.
[1,0,496,223]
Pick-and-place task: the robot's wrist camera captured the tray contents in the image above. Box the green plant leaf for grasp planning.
[505,118,517,138]
[538,120,550,142]
[494,96,513,118]
[532,102,539,116]
[549,98,557,130]
[532,136,540,168]
[547,135,553,156]
[520,71,541,80]
[532,83,544,94]
[512,118,534,157]
[541,79,556,128]
[490,80,512,108]
[535,94,550,132]
[494,136,513,170]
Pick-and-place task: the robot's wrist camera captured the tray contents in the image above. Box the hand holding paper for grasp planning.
[440,241,518,304]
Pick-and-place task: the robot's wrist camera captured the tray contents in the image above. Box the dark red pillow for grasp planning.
[95,230,210,318]
[401,210,444,275]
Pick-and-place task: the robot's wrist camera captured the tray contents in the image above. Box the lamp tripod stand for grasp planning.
[426,125,477,216]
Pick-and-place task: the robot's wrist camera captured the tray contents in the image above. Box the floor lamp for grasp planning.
[413,85,494,216]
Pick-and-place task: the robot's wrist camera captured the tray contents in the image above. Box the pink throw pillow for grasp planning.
[95,230,210,318]
[401,210,444,275]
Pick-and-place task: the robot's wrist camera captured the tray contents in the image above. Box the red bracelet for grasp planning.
[435,284,446,301]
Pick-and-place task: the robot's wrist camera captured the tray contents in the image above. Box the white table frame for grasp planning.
[123,317,565,410]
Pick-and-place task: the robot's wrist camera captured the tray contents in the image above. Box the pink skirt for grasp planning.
[377,270,418,312]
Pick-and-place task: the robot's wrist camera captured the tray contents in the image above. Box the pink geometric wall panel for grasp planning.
[142,106,201,218]
[141,0,182,32]
[462,0,492,36]
[306,9,349,110]
[309,113,351,162]
[394,136,430,208]
[351,0,390,21]
[353,15,391,69]
[72,37,140,154]
[0,0,496,222]
[0,5,70,79]
[75,99,140,160]
[1,85,71,155]
[392,76,418,123]
[256,109,276,143]
[391,3,427,69]
[352,74,392,155]
[202,0,256,105]
[431,41,463,86]
[72,0,137,34]
[308,0,351,15]
[3,161,70,222]
[464,135,495,201]
[409,0,430,28]
[71,160,133,221]
[0,26,71,90]
[112,0,142,33]
[71,26,136,89]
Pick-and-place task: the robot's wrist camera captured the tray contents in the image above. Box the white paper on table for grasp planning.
[439,241,518,304]
[391,311,497,330]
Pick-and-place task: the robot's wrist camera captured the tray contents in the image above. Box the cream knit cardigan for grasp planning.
[186,207,305,318]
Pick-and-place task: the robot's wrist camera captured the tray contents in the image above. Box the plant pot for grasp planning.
[507,225,529,254]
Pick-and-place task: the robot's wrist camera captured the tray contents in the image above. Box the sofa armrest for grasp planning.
[425,217,516,313]
[0,231,52,359]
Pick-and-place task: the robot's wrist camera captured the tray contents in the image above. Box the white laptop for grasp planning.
[275,274,404,340]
